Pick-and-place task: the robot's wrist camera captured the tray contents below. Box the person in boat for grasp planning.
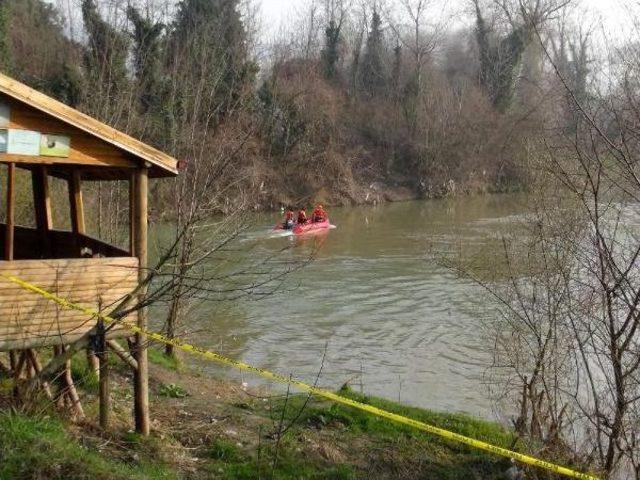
[297,208,308,225]
[312,204,327,223]
[283,208,295,230]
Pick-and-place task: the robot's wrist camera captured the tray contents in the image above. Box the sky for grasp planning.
[42,0,635,48]
[257,0,634,39]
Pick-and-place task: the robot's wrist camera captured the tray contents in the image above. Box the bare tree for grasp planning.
[385,0,442,101]
[457,11,640,478]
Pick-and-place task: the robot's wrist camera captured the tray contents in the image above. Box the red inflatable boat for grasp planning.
[293,219,331,235]
[274,219,331,235]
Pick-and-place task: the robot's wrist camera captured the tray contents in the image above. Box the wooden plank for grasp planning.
[0,283,135,297]
[0,272,136,285]
[0,329,129,352]
[0,318,132,337]
[0,256,138,269]
[0,289,136,307]
[0,300,137,320]
[2,311,137,328]
[5,163,14,261]
[0,316,133,343]
[0,277,136,290]
[0,260,137,271]
[0,320,133,346]
[0,317,135,339]
[0,274,136,285]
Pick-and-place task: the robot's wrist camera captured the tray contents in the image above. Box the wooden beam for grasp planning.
[0,152,135,170]
[68,170,85,234]
[133,166,149,435]
[5,162,15,260]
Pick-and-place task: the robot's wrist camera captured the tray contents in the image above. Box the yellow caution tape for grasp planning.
[0,273,599,480]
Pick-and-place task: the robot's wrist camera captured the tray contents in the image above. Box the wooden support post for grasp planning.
[0,357,9,376]
[68,169,86,243]
[9,350,16,370]
[133,166,149,435]
[13,352,26,380]
[67,170,100,373]
[86,350,99,375]
[62,349,85,419]
[5,162,15,261]
[97,320,109,429]
[129,171,137,255]
[51,345,84,417]
[13,351,26,400]
[107,339,138,370]
[32,166,52,256]
[25,350,53,400]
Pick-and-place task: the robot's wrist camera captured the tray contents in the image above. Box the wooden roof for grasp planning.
[0,73,179,178]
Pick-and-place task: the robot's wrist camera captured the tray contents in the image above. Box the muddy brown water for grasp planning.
[152,194,529,419]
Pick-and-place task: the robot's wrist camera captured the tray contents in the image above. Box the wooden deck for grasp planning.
[0,257,138,350]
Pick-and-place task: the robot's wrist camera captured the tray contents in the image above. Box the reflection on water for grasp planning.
[154,194,529,419]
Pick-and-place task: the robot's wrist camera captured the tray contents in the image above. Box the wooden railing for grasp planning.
[0,225,129,260]
[0,257,138,350]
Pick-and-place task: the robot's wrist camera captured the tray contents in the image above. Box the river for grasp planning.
[153,194,529,419]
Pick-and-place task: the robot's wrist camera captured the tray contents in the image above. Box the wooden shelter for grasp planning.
[0,73,178,434]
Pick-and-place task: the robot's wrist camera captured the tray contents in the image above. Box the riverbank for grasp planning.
[0,347,519,479]
[233,173,510,214]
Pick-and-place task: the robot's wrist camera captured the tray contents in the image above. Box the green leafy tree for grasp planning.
[4,0,82,105]
[81,0,129,94]
[475,9,528,111]
[47,63,83,107]
[321,19,341,80]
[127,6,164,113]
[474,0,563,112]
[391,44,402,100]
[359,9,386,95]
[170,0,255,122]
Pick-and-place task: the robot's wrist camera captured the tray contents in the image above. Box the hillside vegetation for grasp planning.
[0,0,585,212]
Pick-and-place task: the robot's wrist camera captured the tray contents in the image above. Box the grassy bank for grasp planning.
[0,348,523,479]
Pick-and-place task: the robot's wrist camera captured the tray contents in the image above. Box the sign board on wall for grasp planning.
[7,129,41,156]
[0,129,7,153]
[40,134,71,158]
[0,104,10,127]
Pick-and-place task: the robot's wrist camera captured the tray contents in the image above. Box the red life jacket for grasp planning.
[313,208,326,221]
[285,210,294,221]
[297,210,307,223]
